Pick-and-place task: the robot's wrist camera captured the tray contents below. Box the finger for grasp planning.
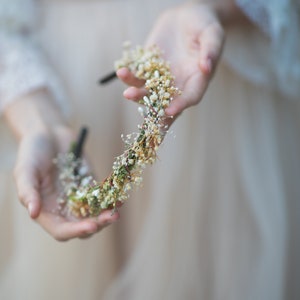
[165,95,187,117]
[95,209,120,229]
[165,72,208,116]
[37,212,98,241]
[14,164,42,218]
[198,22,224,76]
[37,209,120,241]
[78,210,121,239]
[166,25,224,117]
[123,86,148,101]
[116,68,145,87]
[56,222,98,241]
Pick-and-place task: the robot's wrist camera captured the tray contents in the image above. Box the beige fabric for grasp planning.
[105,65,300,300]
[0,1,300,300]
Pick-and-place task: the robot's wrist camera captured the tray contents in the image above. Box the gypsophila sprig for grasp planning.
[55,44,181,218]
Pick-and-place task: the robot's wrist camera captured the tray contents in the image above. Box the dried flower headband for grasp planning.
[55,44,180,218]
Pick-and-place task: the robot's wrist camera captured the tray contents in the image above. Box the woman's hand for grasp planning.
[15,130,119,241]
[4,90,119,241]
[117,1,227,118]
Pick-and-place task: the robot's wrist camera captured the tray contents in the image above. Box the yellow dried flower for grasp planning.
[56,44,180,218]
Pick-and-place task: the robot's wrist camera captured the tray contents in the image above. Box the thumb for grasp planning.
[14,164,42,218]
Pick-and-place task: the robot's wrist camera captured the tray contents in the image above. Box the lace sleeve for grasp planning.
[230,0,300,99]
[0,0,67,114]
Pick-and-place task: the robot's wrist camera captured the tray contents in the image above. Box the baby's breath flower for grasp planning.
[56,44,180,218]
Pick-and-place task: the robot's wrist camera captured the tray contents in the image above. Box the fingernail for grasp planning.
[204,58,212,74]
[207,59,212,73]
[200,58,212,75]
[28,203,34,217]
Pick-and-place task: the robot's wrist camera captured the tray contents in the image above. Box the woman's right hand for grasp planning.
[5,90,120,241]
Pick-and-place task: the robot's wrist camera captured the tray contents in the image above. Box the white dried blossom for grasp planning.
[92,189,100,197]
[158,109,165,117]
[138,106,145,116]
[150,94,158,101]
[57,45,180,218]
[143,96,150,106]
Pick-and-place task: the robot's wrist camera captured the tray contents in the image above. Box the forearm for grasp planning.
[3,88,68,141]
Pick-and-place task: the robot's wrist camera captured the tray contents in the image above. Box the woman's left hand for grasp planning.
[117,2,225,118]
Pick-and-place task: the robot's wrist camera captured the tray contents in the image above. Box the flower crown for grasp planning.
[55,44,180,218]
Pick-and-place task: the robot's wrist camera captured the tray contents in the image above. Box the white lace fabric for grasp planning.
[232,0,300,99]
[0,0,299,112]
[0,0,37,32]
[0,0,66,114]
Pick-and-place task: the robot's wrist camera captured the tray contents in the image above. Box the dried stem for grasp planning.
[56,44,180,218]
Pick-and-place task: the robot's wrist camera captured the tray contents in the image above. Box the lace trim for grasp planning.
[236,0,271,35]
[0,0,37,32]
[234,0,300,98]
[0,33,67,114]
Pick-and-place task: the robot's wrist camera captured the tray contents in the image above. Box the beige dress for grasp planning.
[0,0,299,300]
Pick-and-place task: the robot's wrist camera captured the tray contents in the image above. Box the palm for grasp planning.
[146,4,223,113]
[146,14,201,95]
[15,132,119,241]
[118,3,224,117]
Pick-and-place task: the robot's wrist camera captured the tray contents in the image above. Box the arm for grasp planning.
[1,1,119,240]
[3,88,71,219]
[4,90,120,241]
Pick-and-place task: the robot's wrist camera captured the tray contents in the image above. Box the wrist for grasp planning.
[3,88,68,141]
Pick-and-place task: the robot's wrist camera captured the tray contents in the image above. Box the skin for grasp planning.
[117,1,244,121]
[4,0,245,241]
[4,89,119,241]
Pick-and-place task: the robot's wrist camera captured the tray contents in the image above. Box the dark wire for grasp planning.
[73,126,89,159]
[98,71,117,84]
